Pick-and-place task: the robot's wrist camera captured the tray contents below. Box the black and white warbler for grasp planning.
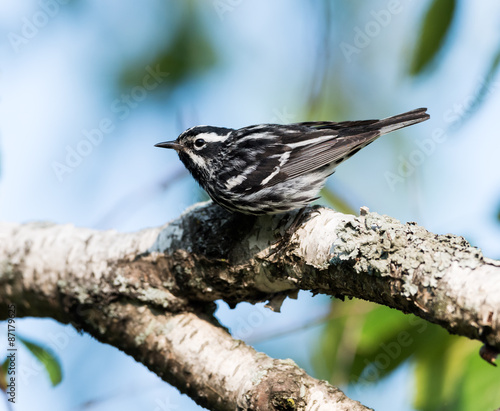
[155,108,429,215]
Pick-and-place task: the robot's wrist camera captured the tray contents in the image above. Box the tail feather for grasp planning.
[377,107,430,135]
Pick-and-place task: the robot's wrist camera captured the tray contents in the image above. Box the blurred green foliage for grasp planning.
[314,300,500,410]
[0,336,62,396]
[18,337,62,386]
[410,0,456,76]
[120,3,217,96]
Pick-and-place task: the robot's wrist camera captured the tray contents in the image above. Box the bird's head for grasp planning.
[155,125,233,181]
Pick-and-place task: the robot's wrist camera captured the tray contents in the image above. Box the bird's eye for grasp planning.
[194,138,206,149]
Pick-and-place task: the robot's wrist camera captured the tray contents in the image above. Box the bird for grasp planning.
[155,108,429,215]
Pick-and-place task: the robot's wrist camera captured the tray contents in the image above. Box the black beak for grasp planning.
[154,140,183,151]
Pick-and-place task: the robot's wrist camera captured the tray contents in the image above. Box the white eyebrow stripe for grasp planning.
[196,132,231,143]
[236,132,277,144]
[286,134,335,148]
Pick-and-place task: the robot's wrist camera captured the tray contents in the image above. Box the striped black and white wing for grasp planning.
[278,129,379,180]
[218,125,379,194]
[217,108,429,193]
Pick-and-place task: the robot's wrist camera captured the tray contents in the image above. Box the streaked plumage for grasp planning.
[155,108,430,214]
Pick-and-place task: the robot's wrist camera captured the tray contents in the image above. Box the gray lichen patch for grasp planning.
[332,211,484,297]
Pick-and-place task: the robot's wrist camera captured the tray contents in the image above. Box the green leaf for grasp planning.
[413,332,472,410]
[315,299,499,409]
[458,344,500,411]
[19,337,62,386]
[1,357,8,375]
[350,308,432,383]
[0,358,9,392]
[413,337,450,410]
[410,0,456,76]
[355,305,414,348]
[313,299,373,383]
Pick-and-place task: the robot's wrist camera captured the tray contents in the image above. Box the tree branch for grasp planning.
[1,201,499,408]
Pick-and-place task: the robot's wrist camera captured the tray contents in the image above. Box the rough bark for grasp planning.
[1,201,499,409]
